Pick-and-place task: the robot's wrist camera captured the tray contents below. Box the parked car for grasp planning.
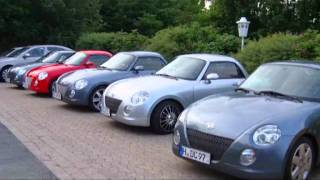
[101,54,247,134]
[172,61,320,180]
[6,50,75,87]
[24,50,113,95]
[0,45,72,82]
[53,51,167,111]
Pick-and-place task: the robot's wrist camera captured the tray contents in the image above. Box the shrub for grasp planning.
[145,23,240,60]
[235,31,320,73]
[75,31,147,53]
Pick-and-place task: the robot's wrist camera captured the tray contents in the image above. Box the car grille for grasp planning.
[187,128,234,161]
[57,84,68,95]
[105,96,122,114]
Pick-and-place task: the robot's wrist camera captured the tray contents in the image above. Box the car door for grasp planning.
[193,61,246,101]
[131,56,166,76]
[22,47,46,63]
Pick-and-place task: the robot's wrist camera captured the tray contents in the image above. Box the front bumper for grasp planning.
[27,76,50,93]
[54,83,90,106]
[101,96,151,127]
[172,124,294,180]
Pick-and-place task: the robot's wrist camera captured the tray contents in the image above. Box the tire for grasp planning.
[89,86,107,112]
[49,80,57,96]
[150,100,183,134]
[0,66,11,82]
[285,137,315,180]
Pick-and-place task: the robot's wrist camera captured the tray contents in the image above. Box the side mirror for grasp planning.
[204,73,219,84]
[85,61,95,67]
[133,65,144,72]
[23,53,31,59]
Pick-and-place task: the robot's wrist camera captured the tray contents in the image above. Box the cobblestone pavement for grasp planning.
[0,83,319,180]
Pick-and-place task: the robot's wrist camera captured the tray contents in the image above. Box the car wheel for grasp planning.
[150,101,183,134]
[0,66,11,82]
[49,80,57,96]
[89,86,106,112]
[285,137,315,180]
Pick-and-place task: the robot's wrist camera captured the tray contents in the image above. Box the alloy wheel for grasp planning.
[291,143,313,180]
[159,104,178,132]
[1,68,9,81]
[92,88,105,111]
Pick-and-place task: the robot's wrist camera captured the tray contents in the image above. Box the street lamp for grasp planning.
[237,17,250,50]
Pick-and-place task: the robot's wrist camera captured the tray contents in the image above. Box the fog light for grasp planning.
[123,105,133,116]
[69,90,76,98]
[240,149,256,166]
[34,80,38,86]
[173,130,180,145]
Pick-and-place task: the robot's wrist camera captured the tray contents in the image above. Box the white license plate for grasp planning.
[101,106,111,117]
[52,91,62,100]
[23,77,31,89]
[179,146,211,165]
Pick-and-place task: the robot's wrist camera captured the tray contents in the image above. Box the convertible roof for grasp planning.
[268,60,320,70]
[121,51,163,58]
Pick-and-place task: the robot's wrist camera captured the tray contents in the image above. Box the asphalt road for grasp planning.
[0,83,319,179]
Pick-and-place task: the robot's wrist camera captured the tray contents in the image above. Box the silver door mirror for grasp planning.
[206,73,219,80]
[23,53,31,59]
[134,65,144,72]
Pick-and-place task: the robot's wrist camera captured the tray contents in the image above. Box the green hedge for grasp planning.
[235,30,320,73]
[75,31,147,53]
[145,23,240,60]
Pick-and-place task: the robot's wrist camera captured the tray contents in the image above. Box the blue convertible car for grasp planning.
[53,51,166,111]
[173,61,320,180]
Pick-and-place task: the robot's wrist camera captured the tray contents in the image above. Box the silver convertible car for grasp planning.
[53,51,166,111]
[172,61,320,180]
[101,54,248,134]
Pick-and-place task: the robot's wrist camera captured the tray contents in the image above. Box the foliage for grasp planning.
[235,31,320,73]
[145,23,240,60]
[75,31,147,53]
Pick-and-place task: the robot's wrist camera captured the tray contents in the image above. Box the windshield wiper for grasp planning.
[156,73,178,80]
[257,90,303,103]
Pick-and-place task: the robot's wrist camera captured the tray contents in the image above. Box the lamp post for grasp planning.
[237,17,250,50]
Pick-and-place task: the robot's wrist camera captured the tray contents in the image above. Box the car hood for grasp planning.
[109,75,189,97]
[186,92,319,139]
[28,64,78,77]
[60,68,124,84]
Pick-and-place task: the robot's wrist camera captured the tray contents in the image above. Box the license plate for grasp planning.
[23,77,31,89]
[52,91,62,100]
[101,106,111,117]
[179,146,211,165]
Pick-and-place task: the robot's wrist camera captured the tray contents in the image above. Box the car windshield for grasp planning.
[63,52,87,66]
[240,64,320,101]
[7,47,30,57]
[100,53,135,71]
[156,57,206,80]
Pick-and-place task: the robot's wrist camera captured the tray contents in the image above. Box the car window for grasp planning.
[101,53,135,71]
[47,47,66,52]
[88,55,110,66]
[7,47,30,57]
[27,48,45,57]
[203,62,245,79]
[133,57,165,71]
[64,52,87,65]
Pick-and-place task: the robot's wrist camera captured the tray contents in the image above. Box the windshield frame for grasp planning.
[240,63,320,102]
[156,57,207,81]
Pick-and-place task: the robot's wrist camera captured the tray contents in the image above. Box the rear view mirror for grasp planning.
[134,65,144,72]
[206,73,219,80]
[23,53,31,59]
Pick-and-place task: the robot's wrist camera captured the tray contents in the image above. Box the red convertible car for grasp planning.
[24,50,112,94]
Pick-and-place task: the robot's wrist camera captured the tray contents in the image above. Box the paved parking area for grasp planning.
[0,83,320,179]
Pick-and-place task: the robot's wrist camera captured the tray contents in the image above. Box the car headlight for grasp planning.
[131,91,149,105]
[253,125,281,145]
[74,79,88,90]
[38,72,48,80]
[18,69,27,75]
